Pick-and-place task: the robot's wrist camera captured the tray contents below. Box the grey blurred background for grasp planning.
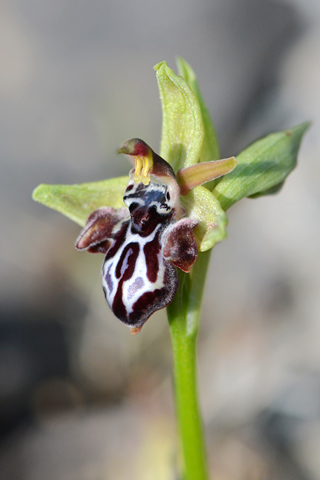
[0,0,319,479]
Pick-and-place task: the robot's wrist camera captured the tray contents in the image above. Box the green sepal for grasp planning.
[181,186,227,252]
[154,61,204,172]
[177,57,220,163]
[32,176,128,227]
[213,123,310,211]
[177,57,223,192]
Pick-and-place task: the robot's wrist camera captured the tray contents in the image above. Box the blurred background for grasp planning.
[0,0,320,478]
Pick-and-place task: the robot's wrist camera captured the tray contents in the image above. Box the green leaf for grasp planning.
[181,186,227,252]
[248,181,285,199]
[177,57,220,163]
[154,61,204,172]
[32,176,128,227]
[213,123,310,211]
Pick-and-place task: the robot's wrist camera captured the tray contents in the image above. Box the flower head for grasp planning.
[74,138,235,333]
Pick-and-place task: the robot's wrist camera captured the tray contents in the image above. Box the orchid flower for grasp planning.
[74,137,237,334]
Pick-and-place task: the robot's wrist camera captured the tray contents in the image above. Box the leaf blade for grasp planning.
[177,57,220,162]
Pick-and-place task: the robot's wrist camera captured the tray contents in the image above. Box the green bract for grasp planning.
[213,122,310,211]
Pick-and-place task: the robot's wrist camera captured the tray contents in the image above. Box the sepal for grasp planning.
[181,186,227,252]
[154,61,204,171]
[32,177,128,227]
[177,57,220,163]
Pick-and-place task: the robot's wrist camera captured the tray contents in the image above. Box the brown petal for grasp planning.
[162,218,198,272]
[75,207,128,254]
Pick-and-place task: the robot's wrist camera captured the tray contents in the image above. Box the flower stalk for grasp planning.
[167,250,212,480]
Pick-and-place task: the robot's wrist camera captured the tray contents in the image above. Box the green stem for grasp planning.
[167,250,211,480]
